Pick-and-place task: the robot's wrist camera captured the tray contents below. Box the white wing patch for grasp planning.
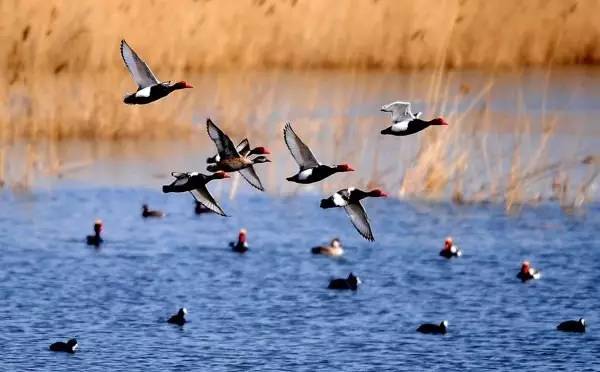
[298,168,313,181]
[135,87,152,98]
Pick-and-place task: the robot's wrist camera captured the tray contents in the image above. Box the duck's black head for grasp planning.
[67,338,78,351]
[178,308,188,317]
[142,204,149,212]
[579,318,586,326]
[440,320,448,331]
[347,272,361,288]
[93,220,103,235]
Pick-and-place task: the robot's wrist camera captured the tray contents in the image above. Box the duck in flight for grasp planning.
[283,123,354,184]
[320,188,387,241]
[120,40,192,104]
[162,171,230,216]
[206,119,271,191]
[207,138,270,164]
[380,101,448,136]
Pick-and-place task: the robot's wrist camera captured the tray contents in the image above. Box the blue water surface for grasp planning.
[0,186,598,371]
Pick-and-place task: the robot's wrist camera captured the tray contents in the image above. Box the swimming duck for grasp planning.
[207,138,271,164]
[283,123,354,184]
[380,101,448,136]
[381,101,423,122]
[167,308,187,326]
[320,188,387,241]
[162,171,230,216]
[516,261,541,282]
[328,272,361,290]
[49,338,78,353]
[557,318,586,333]
[120,40,192,104]
[230,229,249,253]
[86,220,103,246]
[205,119,271,191]
[417,321,448,334]
[311,238,344,256]
[142,204,164,218]
[439,236,462,258]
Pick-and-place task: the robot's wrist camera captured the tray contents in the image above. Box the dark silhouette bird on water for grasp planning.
[86,220,103,247]
[49,338,78,353]
[557,318,586,333]
[167,308,187,326]
[142,204,164,218]
[328,272,361,290]
[417,321,448,335]
[230,229,249,253]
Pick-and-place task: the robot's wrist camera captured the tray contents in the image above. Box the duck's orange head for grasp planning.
[444,236,453,250]
[336,164,355,172]
[239,228,247,243]
[521,261,530,273]
[94,219,103,234]
[432,117,449,126]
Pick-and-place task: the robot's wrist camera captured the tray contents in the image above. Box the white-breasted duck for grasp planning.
[120,40,192,105]
[142,204,164,218]
[283,123,354,184]
[380,101,448,136]
[230,228,249,253]
[205,119,271,191]
[49,338,78,353]
[162,171,230,216]
[516,261,541,282]
[167,308,187,326]
[328,272,361,290]
[207,138,271,164]
[320,188,387,241]
[440,236,462,258]
[311,238,344,256]
[417,321,448,335]
[557,318,586,333]
[86,220,103,246]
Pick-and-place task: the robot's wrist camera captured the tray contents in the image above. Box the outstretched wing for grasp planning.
[189,184,227,216]
[283,123,320,170]
[238,166,265,191]
[207,119,239,160]
[236,139,251,156]
[344,202,374,241]
[382,101,415,123]
[120,40,160,88]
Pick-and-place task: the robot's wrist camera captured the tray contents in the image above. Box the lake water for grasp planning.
[0,184,598,371]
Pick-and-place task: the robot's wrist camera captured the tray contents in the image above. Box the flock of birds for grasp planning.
[48,40,586,354]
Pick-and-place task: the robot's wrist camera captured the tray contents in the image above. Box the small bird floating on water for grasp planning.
[49,338,78,353]
[328,272,361,290]
[557,318,586,333]
[142,204,164,218]
[380,101,448,136]
[167,308,187,326]
[120,40,192,105]
[162,171,230,216]
[320,188,387,241]
[440,236,462,258]
[206,119,271,191]
[283,123,354,184]
[311,238,344,256]
[207,138,271,164]
[516,261,541,282]
[86,220,103,246]
[417,321,448,335]
[230,228,249,253]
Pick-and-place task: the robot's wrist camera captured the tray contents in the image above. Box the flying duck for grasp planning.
[320,188,387,241]
[311,238,344,256]
[49,338,78,353]
[380,101,448,136]
[207,138,271,164]
[439,236,462,258]
[162,171,230,216]
[557,318,586,333]
[142,204,164,218]
[120,40,192,105]
[417,321,448,335]
[283,123,354,184]
[229,228,249,253]
[167,308,187,326]
[86,220,103,246]
[328,272,361,290]
[381,101,423,122]
[205,119,271,191]
[516,261,541,282]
